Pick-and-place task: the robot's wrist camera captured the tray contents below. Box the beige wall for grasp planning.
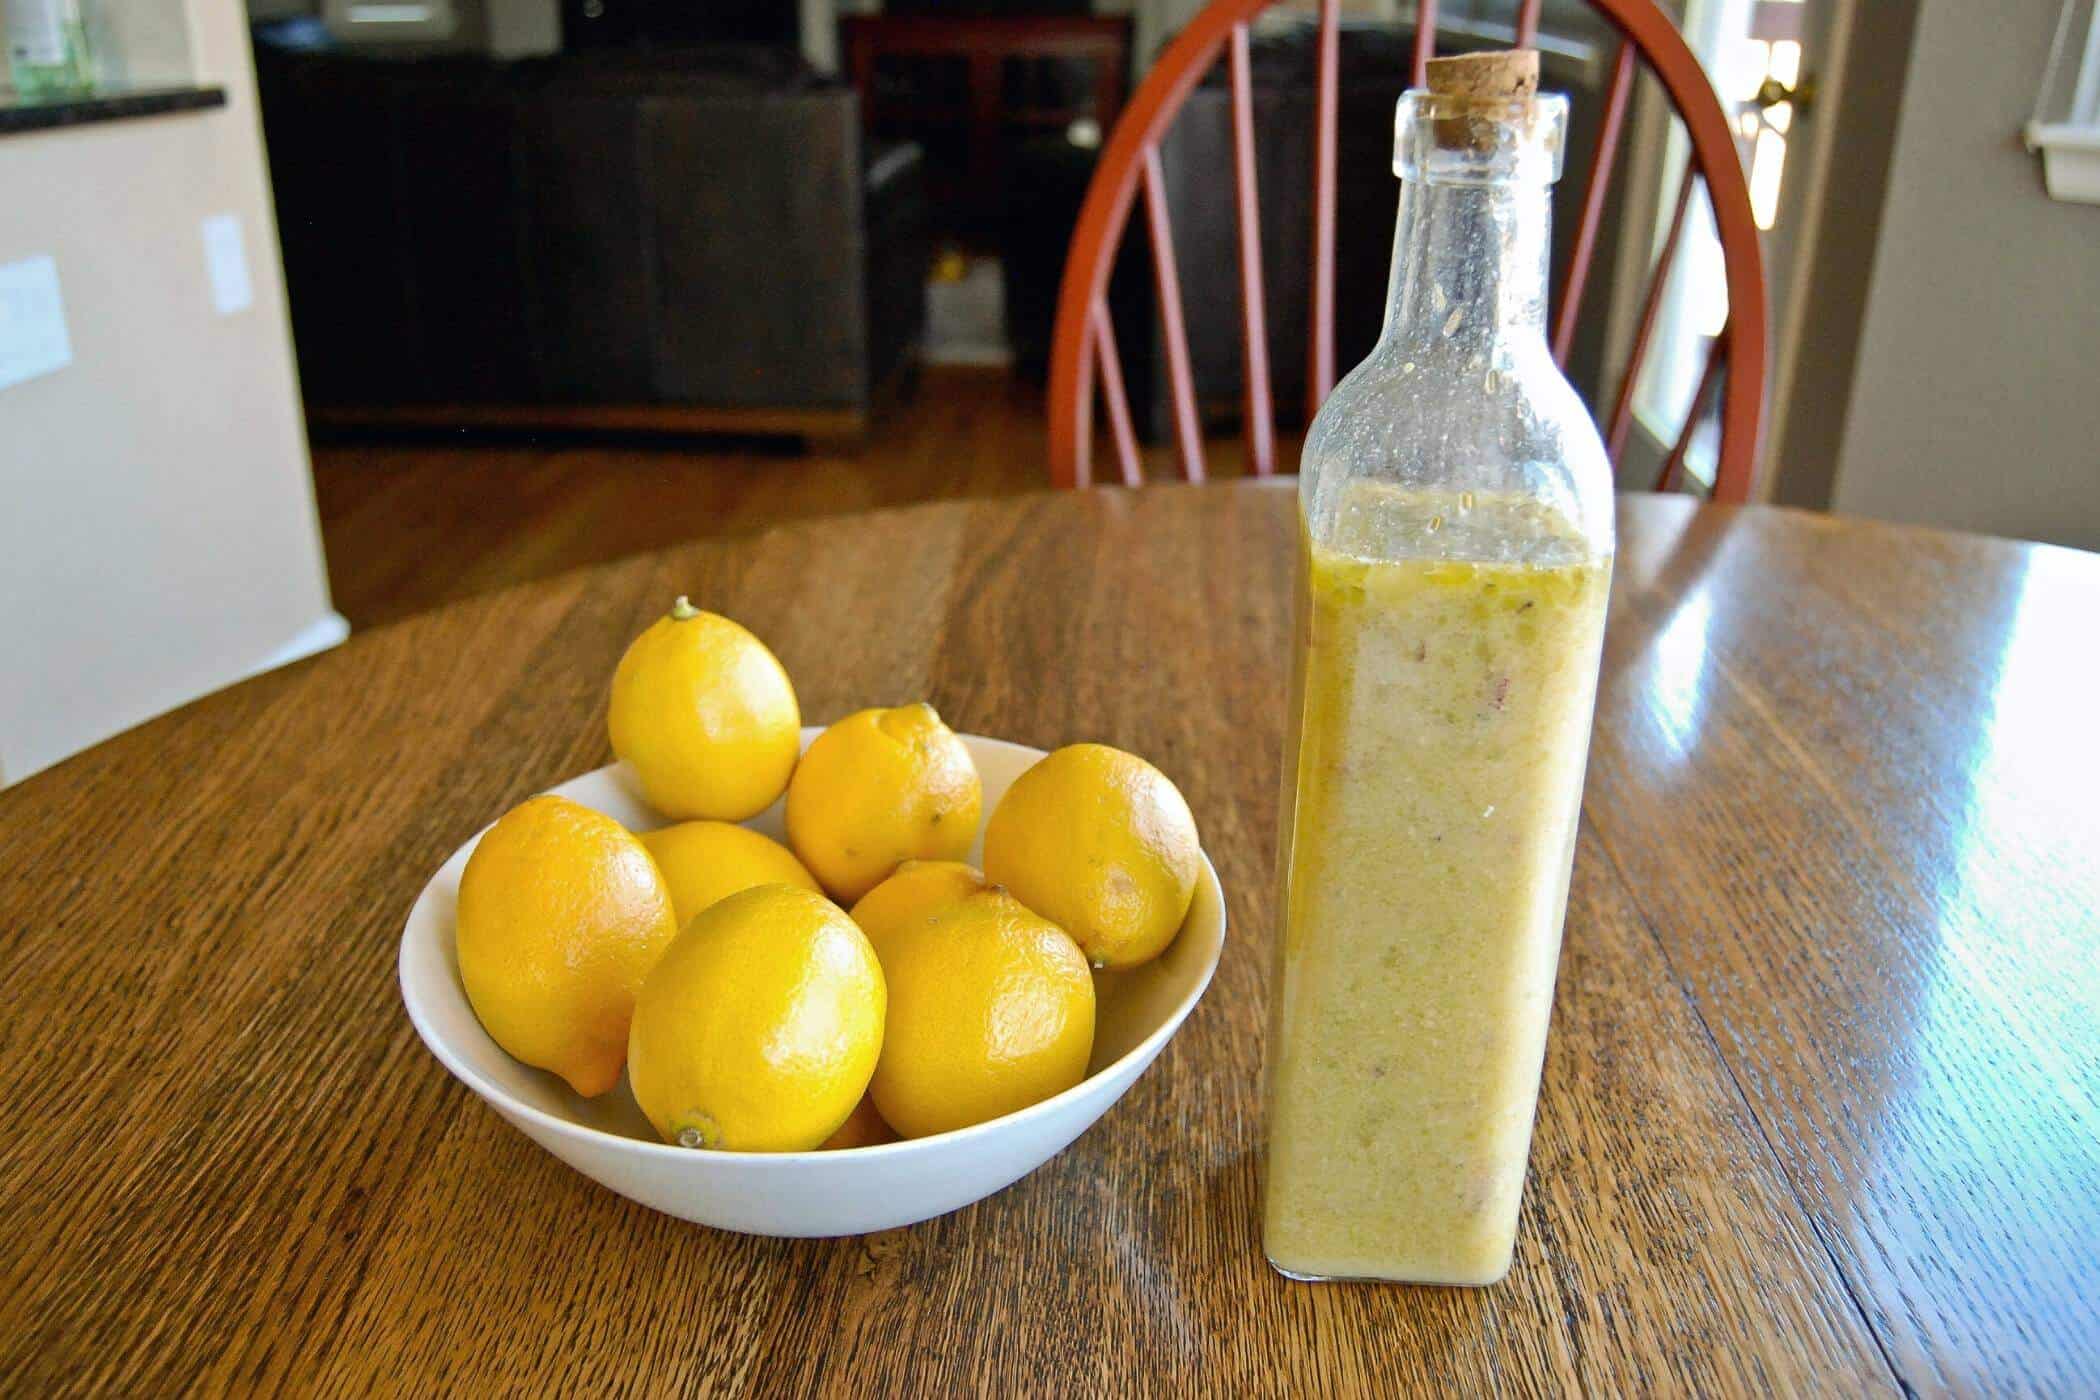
[1829,0,2100,553]
[0,1,340,783]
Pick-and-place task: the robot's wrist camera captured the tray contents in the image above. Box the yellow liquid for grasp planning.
[1264,482,1610,1284]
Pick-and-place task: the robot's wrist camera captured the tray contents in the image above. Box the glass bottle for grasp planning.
[1262,53,1616,1286]
[6,0,94,100]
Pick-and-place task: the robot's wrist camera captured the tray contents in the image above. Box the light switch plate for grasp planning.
[200,213,254,316]
[0,254,73,391]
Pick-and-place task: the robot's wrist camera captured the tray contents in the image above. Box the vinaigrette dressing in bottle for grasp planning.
[1263,51,1615,1286]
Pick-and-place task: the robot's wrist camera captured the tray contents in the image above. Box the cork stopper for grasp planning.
[1424,50,1539,103]
[1423,50,1540,151]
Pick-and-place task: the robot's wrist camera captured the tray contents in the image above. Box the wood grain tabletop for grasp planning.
[2,482,2095,1394]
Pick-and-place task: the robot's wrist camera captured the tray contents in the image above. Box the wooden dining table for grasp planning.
[2,482,2095,1393]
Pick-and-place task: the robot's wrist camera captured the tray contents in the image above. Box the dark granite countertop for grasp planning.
[0,84,226,136]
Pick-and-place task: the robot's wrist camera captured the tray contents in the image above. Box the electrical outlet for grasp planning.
[200,214,253,316]
[0,254,73,391]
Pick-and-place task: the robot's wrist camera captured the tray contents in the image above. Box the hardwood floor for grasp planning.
[311,367,1273,628]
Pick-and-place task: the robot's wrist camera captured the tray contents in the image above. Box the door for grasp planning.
[1614,0,1844,491]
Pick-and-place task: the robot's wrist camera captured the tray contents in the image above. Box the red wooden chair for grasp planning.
[1046,0,1767,502]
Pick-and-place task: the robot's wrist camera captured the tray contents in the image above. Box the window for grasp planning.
[2026,0,2100,203]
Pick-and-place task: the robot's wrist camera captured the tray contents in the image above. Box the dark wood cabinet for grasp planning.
[255,49,930,434]
[842,14,1129,242]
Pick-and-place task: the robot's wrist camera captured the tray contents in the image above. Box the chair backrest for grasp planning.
[1046,0,1767,503]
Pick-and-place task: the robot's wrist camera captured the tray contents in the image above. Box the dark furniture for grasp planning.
[1006,22,1635,448]
[888,0,1093,12]
[559,0,798,51]
[841,14,1129,241]
[254,45,928,437]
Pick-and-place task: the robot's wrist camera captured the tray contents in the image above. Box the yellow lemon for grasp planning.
[628,885,885,1152]
[456,795,678,1098]
[982,743,1200,970]
[784,704,981,903]
[608,597,800,821]
[869,888,1094,1139]
[848,859,989,963]
[819,1094,898,1150]
[640,819,819,927]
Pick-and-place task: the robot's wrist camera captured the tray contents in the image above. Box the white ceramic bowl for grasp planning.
[399,729,1226,1237]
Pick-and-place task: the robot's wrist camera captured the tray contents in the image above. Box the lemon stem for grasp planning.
[669,595,700,621]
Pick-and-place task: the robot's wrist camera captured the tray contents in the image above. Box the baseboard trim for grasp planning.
[252,611,351,677]
[308,402,868,439]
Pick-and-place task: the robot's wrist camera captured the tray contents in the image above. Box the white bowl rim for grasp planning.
[397,740,1227,1170]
